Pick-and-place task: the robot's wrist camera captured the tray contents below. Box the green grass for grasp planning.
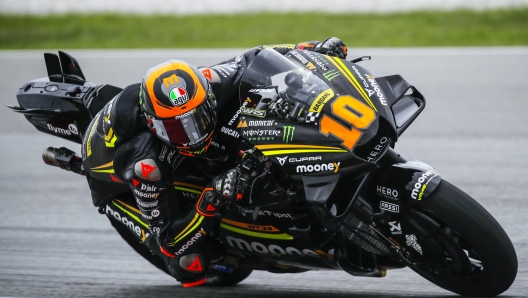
[1,9,528,49]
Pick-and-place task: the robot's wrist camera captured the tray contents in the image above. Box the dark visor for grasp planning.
[149,103,215,147]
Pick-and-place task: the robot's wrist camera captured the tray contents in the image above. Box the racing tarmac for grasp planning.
[0,48,527,297]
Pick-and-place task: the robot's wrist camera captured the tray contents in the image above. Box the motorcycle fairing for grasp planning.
[9,51,121,144]
[285,49,426,140]
[219,205,340,270]
[238,51,389,177]
[238,49,424,175]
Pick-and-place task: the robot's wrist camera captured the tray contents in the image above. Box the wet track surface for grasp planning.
[0,48,527,297]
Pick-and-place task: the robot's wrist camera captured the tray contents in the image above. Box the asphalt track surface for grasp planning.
[0,48,527,298]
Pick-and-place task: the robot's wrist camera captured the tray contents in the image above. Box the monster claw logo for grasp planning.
[323,70,340,81]
[283,126,295,143]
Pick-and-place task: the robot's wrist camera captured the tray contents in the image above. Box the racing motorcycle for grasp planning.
[8,49,517,296]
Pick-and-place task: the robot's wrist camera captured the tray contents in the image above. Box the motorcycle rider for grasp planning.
[82,37,347,287]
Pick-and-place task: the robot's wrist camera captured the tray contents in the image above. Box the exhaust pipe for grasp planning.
[42,147,60,167]
[42,146,85,175]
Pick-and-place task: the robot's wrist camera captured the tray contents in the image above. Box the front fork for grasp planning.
[363,148,443,262]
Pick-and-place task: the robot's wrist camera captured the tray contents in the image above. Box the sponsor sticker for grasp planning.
[237,119,275,128]
[296,162,340,173]
[159,145,168,161]
[352,66,369,88]
[211,63,237,78]
[68,124,78,135]
[220,126,240,138]
[174,229,207,256]
[47,123,78,136]
[376,185,399,200]
[174,109,195,120]
[366,137,390,162]
[283,126,295,143]
[106,205,150,241]
[243,129,281,141]
[305,51,329,71]
[276,156,287,166]
[290,51,308,64]
[169,87,189,107]
[379,201,399,213]
[248,88,275,93]
[309,88,335,112]
[365,74,387,106]
[226,236,320,257]
[305,112,320,123]
[228,99,250,126]
[289,156,322,163]
[405,234,423,255]
[388,221,402,235]
[201,68,213,81]
[136,199,158,208]
[323,70,341,81]
[411,170,438,201]
[140,183,158,193]
[133,189,159,200]
[241,208,292,218]
[242,107,266,118]
[86,114,100,157]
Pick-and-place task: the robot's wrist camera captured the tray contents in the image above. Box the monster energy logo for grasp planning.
[323,70,340,81]
[283,126,295,143]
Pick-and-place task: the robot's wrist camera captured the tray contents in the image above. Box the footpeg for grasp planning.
[42,147,84,175]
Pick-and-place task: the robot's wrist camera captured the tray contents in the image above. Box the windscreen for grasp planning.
[239,49,333,122]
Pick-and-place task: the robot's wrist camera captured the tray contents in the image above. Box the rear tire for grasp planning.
[207,268,253,286]
[410,180,517,296]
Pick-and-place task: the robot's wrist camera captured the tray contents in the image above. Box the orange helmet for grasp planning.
[140,60,216,155]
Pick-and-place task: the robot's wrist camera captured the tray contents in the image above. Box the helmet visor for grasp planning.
[149,102,215,147]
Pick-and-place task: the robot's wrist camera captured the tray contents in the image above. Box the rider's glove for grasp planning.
[196,152,258,216]
[313,37,348,59]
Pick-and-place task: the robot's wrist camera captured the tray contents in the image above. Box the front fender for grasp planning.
[373,160,441,209]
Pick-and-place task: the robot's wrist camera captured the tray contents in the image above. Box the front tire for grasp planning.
[409,180,517,296]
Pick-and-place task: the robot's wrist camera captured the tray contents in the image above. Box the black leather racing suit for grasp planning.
[81,41,328,283]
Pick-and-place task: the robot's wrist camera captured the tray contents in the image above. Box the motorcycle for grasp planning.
[8,49,517,296]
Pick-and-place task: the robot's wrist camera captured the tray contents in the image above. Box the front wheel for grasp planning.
[409,180,517,296]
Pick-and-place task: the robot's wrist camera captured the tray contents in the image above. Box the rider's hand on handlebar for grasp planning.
[196,151,260,216]
[314,37,347,59]
[215,149,262,201]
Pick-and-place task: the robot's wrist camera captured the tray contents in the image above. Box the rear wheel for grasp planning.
[408,180,517,296]
[207,268,253,286]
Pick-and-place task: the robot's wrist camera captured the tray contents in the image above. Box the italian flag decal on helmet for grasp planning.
[169,87,189,107]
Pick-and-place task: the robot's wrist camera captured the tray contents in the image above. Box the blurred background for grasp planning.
[1,1,528,297]
[1,0,528,49]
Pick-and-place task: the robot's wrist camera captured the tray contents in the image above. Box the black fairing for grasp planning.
[8,51,121,143]
[236,49,426,179]
[375,75,425,137]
